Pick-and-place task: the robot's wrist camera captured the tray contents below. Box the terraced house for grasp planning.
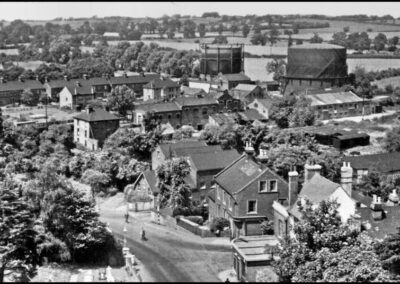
[0,76,45,106]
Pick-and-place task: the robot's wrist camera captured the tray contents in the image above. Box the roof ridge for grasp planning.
[214,153,246,179]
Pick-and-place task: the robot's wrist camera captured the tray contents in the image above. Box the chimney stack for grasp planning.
[304,161,322,183]
[83,74,88,80]
[288,166,299,207]
[257,148,268,164]
[341,162,353,197]
[75,81,81,87]
[86,104,94,114]
[387,189,399,206]
[123,71,128,78]
[64,75,69,81]
[35,75,39,81]
[370,194,384,220]
[18,75,24,82]
[0,77,5,83]
[244,141,254,157]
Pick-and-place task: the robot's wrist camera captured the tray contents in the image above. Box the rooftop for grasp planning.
[109,74,159,85]
[65,85,93,95]
[234,83,258,92]
[135,101,181,113]
[73,107,120,122]
[290,43,346,49]
[143,77,180,89]
[0,79,44,92]
[143,170,159,194]
[240,109,266,122]
[181,86,207,97]
[189,149,241,172]
[306,91,364,106]
[344,152,400,173]
[232,235,279,262]
[210,113,236,125]
[219,73,251,82]
[174,96,219,107]
[158,140,207,158]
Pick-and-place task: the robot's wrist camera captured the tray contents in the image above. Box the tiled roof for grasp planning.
[174,96,219,107]
[143,78,180,89]
[74,108,120,122]
[173,145,223,157]
[189,149,240,172]
[220,73,251,82]
[254,98,273,109]
[143,170,159,194]
[306,91,364,106]
[109,74,159,85]
[215,155,264,195]
[298,173,340,204]
[181,86,207,97]
[344,152,400,173]
[210,113,236,125]
[234,84,258,92]
[47,78,109,89]
[46,79,77,89]
[0,80,44,92]
[357,205,400,240]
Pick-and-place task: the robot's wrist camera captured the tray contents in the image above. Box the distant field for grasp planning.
[14,60,45,70]
[0,48,19,55]
[374,76,400,89]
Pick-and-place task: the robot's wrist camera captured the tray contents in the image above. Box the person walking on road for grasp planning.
[125,211,129,223]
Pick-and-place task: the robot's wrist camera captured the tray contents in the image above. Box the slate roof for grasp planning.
[173,145,223,157]
[143,78,180,89]
[0,79,44,92]
[74,107,120,122]
[344,152,400,173]
[253,98,273,109]
[220,73,251,82]
[46,78,109,89]
[174,96,219,107]
[306,91,364,106]
[109,74,159,85]
[143,170,159,194]
[215,154,267,195]
[181,86,207,97]
[210,113,236,125]
[357,205,400,240]
[65,85,93,96]
[189,149,240,172]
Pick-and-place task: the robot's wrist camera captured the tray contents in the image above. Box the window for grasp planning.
[217,187,220,200]
[84,130,87,138]
[157,150,160,159]
[223,191,226,204]
[176,113,181,119]
[269,180,278,192]
[168,114,172,120]
[229,197,233,211]
[259,181,268,192]
[200,182,206,190]
[254,103,258,108]
[247,200,257,214]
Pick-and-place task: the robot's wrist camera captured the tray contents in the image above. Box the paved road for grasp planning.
[100,210,232,282]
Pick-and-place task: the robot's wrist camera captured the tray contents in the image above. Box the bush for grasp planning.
[185,215,204,225]
[210,217,230,233]
[260,220,274,235]
[172,206,191,217]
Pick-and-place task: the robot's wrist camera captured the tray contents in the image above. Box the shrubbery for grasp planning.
[210,217,230,233]
[185,215,204,225]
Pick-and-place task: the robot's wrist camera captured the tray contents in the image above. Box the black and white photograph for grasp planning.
[1,1,400,282]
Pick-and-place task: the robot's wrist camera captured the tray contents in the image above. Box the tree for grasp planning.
[156,158,192,210]
[343,26,350,33]
[197,23,206,38]
[217,23,224,35]
[0,181,38,282]
[49,39,71,64]
[81,169,110,199]
[266,57,286,81]
[20,89,37,106]
[182,19,196,38]
[274,199,362,282]
[267,28,280,54]
[310,33,323,43]
[212,36,228,44]
[250,33,267,46]
[242,23,250,38]
[385,126,400,152]
[374,33,388,52]
[330,31,347,47]
[230,23,238,35]
[375,228,400,274]
[106,85,135,118]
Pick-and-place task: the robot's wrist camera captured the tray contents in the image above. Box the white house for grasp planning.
[142,77,180,101]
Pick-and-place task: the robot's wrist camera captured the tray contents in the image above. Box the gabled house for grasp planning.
[344,152,400,184]
[232,84,264,105]
[209,144,289,238]
[125,170,160,211]
[208,89,242,112]
[133,101,182,131]
[143,77,180,101]
[247,98,273,120]
[272,162,358,240]
[73,105,120,150]
[214,73,252,90]
[59,82,96,109]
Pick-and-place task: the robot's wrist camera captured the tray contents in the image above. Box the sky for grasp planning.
[0,2,400,21]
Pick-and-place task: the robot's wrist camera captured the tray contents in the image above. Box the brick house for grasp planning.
[143,77,180,101]
[73,106,120,150]
[208,89,242,112]
[0,76,45,106]
[214,73,252,90]
[59,82,96,109]
[344,152,400,184]
[133,101,182,131]
[208,145,289,238]
[272,162,358,240]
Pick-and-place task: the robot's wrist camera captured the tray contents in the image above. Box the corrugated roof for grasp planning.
[74,108,120,122]
[344,152,400,173]
[189,149,240,172]
[306,91,364,106]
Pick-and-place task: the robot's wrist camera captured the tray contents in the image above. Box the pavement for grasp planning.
[98,196,233,282]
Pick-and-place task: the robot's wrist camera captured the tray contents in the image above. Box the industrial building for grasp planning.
[199,43,244,76]
[283,43,350,95]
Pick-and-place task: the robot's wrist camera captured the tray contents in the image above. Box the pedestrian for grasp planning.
[225,278,230,283]
[125,212,129,223]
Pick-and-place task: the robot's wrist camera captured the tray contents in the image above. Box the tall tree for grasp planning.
[106,85,136,118]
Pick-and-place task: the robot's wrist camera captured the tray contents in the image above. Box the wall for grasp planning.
[143,88,155,101]
[217,92,242,112]
[329,187,356,223]
[90,119,120,148]
[313,101,372,120]
[181,103,219,130]
[59,88,73,108]
[151,145,167,171]
[161,86,180,100]
[247,99,270,119]
[176,216,215,238]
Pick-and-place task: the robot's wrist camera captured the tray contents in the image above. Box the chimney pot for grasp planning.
[288,169,299,206]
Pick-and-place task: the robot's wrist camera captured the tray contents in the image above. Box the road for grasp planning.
[99,209,232,282]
